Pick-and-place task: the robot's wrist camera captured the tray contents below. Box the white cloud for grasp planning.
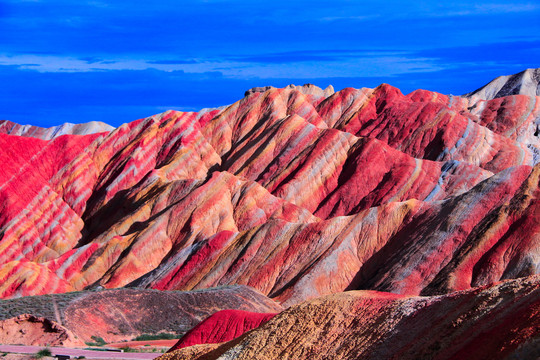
[0,52,444,79]
[318,15,378,22]
[424,2,540,17]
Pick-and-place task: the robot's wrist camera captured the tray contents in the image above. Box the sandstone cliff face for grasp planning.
[0,72,538,309]
[159,275,540,360]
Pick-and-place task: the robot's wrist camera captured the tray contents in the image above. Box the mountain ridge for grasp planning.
[0,119,114,140]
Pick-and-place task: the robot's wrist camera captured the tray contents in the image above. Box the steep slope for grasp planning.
[160,275,540,360]
[0,78,538,308]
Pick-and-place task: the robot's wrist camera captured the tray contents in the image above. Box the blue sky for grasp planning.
[0,1,539,127]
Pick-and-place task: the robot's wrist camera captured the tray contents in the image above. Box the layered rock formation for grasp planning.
[160,275,540,360]
[0,285,282,343]
[0,72,538,308]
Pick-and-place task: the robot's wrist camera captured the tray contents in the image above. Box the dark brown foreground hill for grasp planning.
[160,275,540,360]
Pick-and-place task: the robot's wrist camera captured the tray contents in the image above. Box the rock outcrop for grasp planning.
[159,275,540,360]
[245,83,334,97]
[0,314,83,347]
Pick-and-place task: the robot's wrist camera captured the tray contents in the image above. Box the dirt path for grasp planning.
[0,345,160,359]
[107,340,177,348]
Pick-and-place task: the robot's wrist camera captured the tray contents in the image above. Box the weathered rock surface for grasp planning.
[0,285,282,343]
[159,275,540,360]
[0,314,83,347]
[0,71,538,309]
[465,68,540,99]
[0,120,114,140]
[168,310,276,351]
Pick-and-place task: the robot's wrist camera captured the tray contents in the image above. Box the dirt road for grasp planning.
[107,340,177,349]
[0,345,160,359]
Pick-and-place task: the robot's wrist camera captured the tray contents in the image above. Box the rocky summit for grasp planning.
[465,68,540,99]
[0,69,538,358]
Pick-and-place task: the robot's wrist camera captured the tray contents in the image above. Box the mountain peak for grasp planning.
[464,68,540,100]
[245,83,334,97]
[0,119,114,140]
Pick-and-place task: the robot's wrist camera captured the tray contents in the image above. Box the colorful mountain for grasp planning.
[0,70,538,307]
[0,69,538,356]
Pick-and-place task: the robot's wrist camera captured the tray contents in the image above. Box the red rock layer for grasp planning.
[158,275,540,360]
[168,310,276,351]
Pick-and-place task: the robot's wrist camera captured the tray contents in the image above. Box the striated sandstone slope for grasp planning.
[160,275,540,360]
[0,74,538,307]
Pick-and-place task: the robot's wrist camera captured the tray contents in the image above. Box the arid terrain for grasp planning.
[0,68,538,359]
[0,285,281,344]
